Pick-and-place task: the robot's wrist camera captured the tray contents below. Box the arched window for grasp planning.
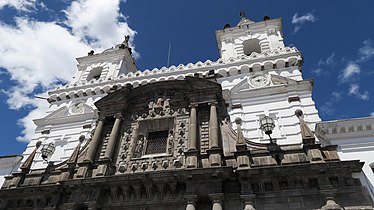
[243,39,261,56]
[86,67,103,81]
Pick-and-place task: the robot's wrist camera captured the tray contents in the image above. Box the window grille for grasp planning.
[145,130,168,155]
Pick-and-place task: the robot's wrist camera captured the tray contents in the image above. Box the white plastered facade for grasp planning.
[19,16,321,173]
[316,117,374,201]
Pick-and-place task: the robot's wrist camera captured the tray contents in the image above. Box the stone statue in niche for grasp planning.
[148,97,172,116]
[167,130,174,154]
[134,134,145,158]
[155,98,163,108]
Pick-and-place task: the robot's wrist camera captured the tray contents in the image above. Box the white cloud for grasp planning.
[292,12,316,24]
[348,84,369,100]
[357,39,374,62]
[0,18,91,108]
[16,98,50,142]
[370,112,374,117]
[311,67,324,76]
[0,0,36,12]
[291,12,316,33]
[320,101,335,116]
[319,92,343,116]
[0,0,137,142]
[331,91,342,101]
[339,63,360,83]
[64,0,136,49]
[313,52,335,76]
[325,52,336,66]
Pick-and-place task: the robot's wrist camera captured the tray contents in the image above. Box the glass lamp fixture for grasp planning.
[259,116,276,143]
[41,142,55,161]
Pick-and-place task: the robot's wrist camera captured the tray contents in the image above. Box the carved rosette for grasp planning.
[117,128,132,173]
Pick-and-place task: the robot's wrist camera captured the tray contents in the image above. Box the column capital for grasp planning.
[184,194,197,204]
[209,193,224,203]
[114,113,123,120]
[189,103,198,108]
[208,101,218,106]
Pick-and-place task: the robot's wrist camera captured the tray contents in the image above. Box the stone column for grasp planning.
[207,102,223,166]
[185,104,198,168]
[104,114,123,160]
[209,193,224,210]
[241,195,256,210]
[234,117,251,167]
[209,102,219,149]
[184,195,197,210]
[84,118,105,162]
[188,104,197,151]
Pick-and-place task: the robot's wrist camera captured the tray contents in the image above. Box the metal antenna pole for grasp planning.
[167,42,171,67]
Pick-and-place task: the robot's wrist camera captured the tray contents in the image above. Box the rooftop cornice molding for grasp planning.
[216,18,282,38]
[33,105,97,127]
[76,47,131,66]
[315,116,374,141]
[227,78,313,99]
[47,47,301,103]
[215,18,282,50]
[0,156,22,169]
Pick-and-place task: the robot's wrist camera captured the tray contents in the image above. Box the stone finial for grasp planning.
[234,117,242,125]
[78,135,85,143]
[67,136,84,165]
[240,11,246,19]
[235,117,245,145]
[20,141,42,174]
[295,109,315,145]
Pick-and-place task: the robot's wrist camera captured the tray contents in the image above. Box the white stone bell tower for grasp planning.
[215,12,321,145]
[71,36,137,84]
[216,12,285,60]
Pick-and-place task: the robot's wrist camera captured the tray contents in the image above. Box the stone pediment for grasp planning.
[229,74,297,93]
[33,104,95,126]
[95,76,223,117]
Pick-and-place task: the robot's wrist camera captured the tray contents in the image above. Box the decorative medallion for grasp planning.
[248,73,270,88]
[69,102,84,114]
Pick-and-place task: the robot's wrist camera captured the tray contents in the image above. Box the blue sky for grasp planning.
[0,0,374,155]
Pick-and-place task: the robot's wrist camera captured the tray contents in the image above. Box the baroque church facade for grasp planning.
[1,14,373,210]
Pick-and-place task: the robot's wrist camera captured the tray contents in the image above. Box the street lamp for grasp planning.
[41,142,55,162]
[259,116,276,144]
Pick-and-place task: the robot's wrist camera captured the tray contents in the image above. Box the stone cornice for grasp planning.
[0,156,22,169]
[315,116,374,141]
[76,47,130,66]
[227,79,313,100]
[215,18,282,49]
[48,47,302,103]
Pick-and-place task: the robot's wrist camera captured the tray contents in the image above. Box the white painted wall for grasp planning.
[0,156,22,187]
[331,136,374,201]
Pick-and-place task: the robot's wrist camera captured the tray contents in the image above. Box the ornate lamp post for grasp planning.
[41,142,55,162]
[259,116,276,144]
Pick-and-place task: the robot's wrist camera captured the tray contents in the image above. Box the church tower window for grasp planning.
[86,67,103,81]
[243,39,261,56]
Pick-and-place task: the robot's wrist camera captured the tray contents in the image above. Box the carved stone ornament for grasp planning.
[134,134,145,158]
[148,97,172,116]
[248,73,270,88]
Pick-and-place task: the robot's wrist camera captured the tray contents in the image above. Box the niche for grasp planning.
[243,39,261,56]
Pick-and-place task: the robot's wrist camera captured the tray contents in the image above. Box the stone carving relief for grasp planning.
[118,128,132,173]
[134,134,145,158]
[147,97,173,117]
[167,130,174,155]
